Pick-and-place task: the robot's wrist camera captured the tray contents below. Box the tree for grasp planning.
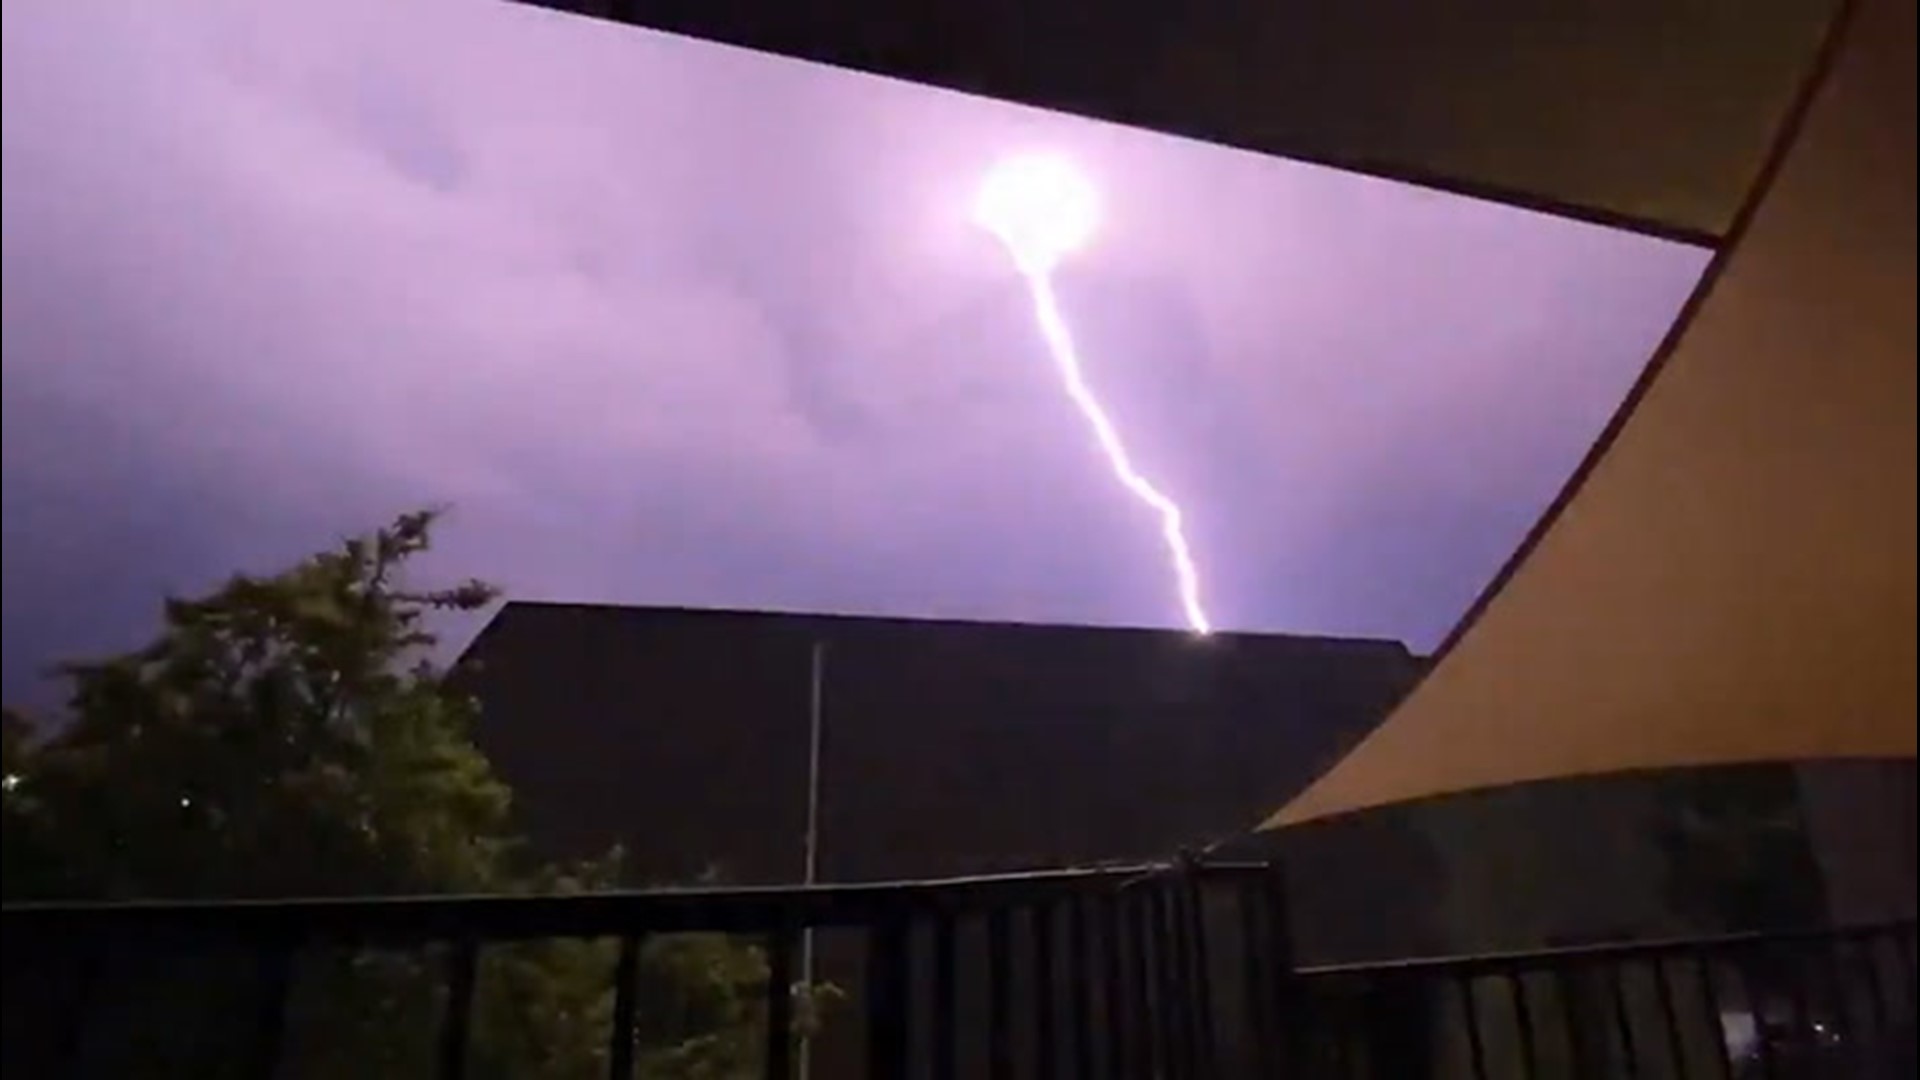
[4,510,508,901]
[1,510,815,1078]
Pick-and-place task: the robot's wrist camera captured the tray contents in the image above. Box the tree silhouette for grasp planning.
[2,509,820,1078]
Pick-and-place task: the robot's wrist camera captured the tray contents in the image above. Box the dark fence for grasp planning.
[1289,923,1917,1079]
[3,862,1913,1079]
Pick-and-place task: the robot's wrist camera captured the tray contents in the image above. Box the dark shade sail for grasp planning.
[520,0,1838,243]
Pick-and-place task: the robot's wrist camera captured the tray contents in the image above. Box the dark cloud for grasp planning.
[341,58,471,194]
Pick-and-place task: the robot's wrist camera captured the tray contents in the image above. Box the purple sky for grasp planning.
[0,0,1708,703]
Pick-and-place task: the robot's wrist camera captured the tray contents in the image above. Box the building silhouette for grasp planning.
[455,601,1425,886]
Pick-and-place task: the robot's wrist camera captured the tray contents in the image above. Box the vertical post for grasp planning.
[1651,958,1687,1077]
[1897,925,1916,1004]
[803,639,827,894]
[52,944,101,1078]
[1125,889,1155,1077]
[1851,933,1892,1040]
[1782,949,1815,1063]
[1693,952,1737,1080]
[798,638,826,1080]
[932,915,959,1080]
[608,934,643,1080]
[437,940,480,1080]
[1178,870,1219,1078]
[1729,957,1778,1079]
[1237,880,1278,1078]
[765,925,796,1080]
[1068,894,1096,1080]
[1147,883,1188,1079]
[1508,972,1541,1080]
[1609,963,1640,1072]
[1554,968,1593,1080]
[1100,891,1129,1078]
[1459,976,1491,1080]
[1261,861,1303,1073]
[866,918,912,1079]
[247,940,296,1080]
[1034,901,1059,1078]
[1816,938,1859,1074]
[987,907,1015,1080]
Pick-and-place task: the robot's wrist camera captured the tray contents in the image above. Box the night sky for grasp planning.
[1,0,1708,705]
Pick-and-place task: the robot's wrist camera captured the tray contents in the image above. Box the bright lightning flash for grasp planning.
[973,153,1212,635]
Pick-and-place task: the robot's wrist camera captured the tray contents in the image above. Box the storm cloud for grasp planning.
[1,0,1707,703]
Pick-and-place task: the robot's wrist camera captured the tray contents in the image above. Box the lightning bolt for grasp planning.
[1017,266,1213,635]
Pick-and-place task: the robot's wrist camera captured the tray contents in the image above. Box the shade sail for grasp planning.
[1268,0,1916,827]
[525,0,1837,243]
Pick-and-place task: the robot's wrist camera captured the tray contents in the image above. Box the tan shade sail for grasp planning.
[527,0,1837,243]
[1269,0,1916,828]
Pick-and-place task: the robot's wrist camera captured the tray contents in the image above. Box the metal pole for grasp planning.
[798,638,827,1080]
[804,639,827,889]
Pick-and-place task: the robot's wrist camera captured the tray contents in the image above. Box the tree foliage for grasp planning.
[2,510,813,1078]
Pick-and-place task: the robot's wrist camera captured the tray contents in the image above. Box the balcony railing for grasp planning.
[3,860,1912,1078]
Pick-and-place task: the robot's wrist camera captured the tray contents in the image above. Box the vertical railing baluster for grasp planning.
[1782,947,1815,1070]
[1067,894,1095,1080]
[436,940,480,1080]
[866,918,911,1080]
[1897,926,1916,1005]
[1730,956,1779,1080]
[247,940,296,1080]
[931,915,957,1080]
[1651,958,1686,1077]
[1262,862,1304,1074]
[1147,882,1188,1080]
[608,934,643,1080]
[1100,891,1130,1080]
[1178,871,1219,1078]
[1509,971,1541,1079]
[764,926,796,1080]
[1126,889,1156,1078]
[1327,987,1355,1079]
[1237,879,1277,1078]
[1458,975,1490,1080]
[1817,936,1859,1075]
[1555,966,1592,1080]
[1168,879,1203,1080]
[1694,953,1735,1080]
[1034,900,1059,1079]
[1852,934,1891,1045]
[1608,962,1640,1074]
[51,943,101,1078]
[986,907,1014,1080]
